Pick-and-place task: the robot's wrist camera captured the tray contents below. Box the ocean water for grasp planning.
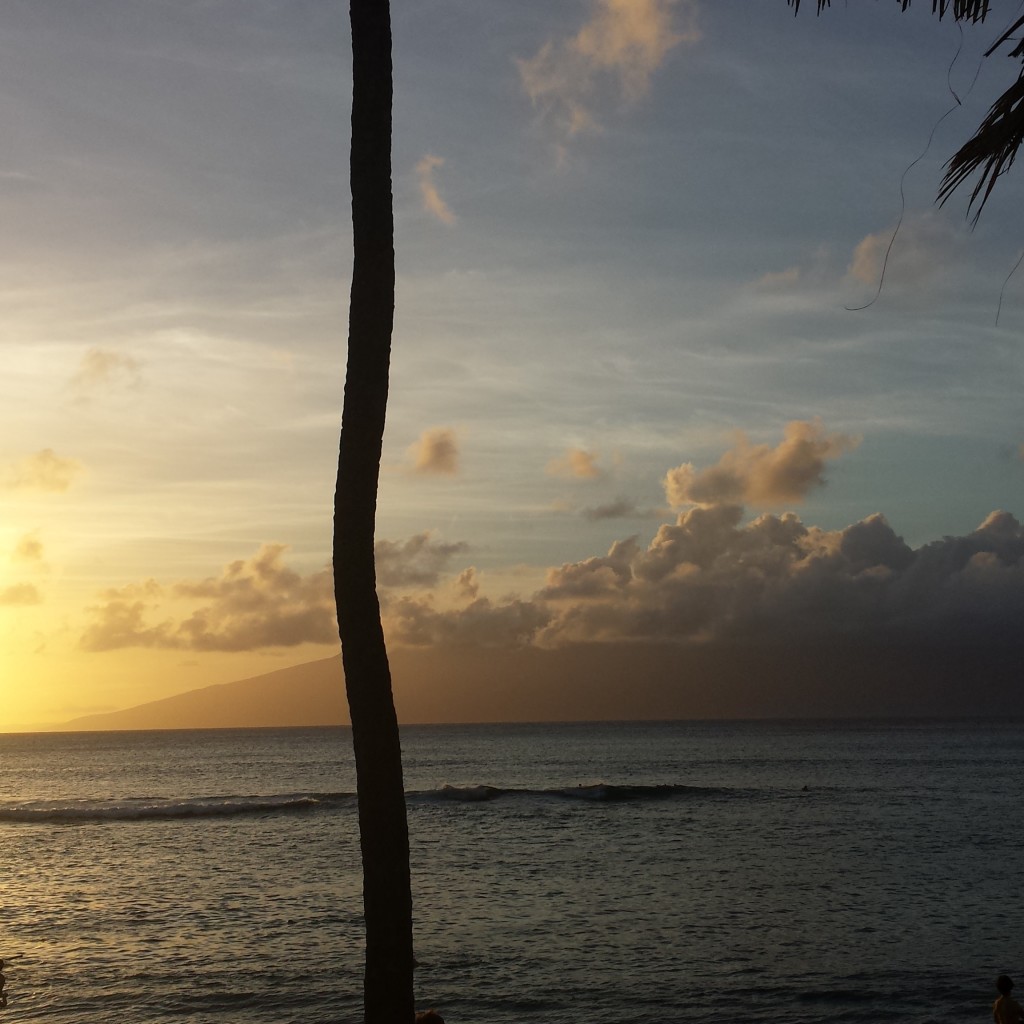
[2,720,1023,1023]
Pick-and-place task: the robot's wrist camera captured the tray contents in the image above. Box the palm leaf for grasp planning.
[939,70,1024,221]
[788,1,991,17]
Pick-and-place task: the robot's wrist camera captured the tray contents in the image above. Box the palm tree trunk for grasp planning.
[335,2,414,1022]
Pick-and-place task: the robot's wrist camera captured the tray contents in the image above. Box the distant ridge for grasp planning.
[62,657,348,731]
[56,635,1024,731]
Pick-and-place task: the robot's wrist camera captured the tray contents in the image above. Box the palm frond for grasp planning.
[939,71,1024,222]
[788,0,991,19]
[985,14,1024,57]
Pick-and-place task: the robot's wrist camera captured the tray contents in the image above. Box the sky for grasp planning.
[2,0,1023,730]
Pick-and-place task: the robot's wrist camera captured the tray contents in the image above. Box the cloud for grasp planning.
[0,583,42,607]
[377,502,1024,665]
[408,427,459,476]
[385,592,550,648]
[581,497,661,520]
[69,347,142,399]
[846,213,964,293]
[518,0,699,141]
[79,534,474,653]
[80,544,335,652]
[547,447,602,479]
[4,449,83,493]
[375,532,470,588]
[12,532,44,563]
[663,419,860,509]
[753,266,802,290]
[454,567,480,601]
[416,154,456,225]
[402,506,1018,649]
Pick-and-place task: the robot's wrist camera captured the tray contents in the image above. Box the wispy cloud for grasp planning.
[581,497,661,520]
[547,447,603,479]
[4,449,83,493]
[753,266,803,291]
[518,0,699,143]
[416,154,456,225]
[663,419,860,509]
[0,583,42,607]
[12,531,44,563]
[69,347,143,401]
[846,213,964,295]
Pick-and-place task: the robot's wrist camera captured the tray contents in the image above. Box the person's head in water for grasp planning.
[998,976,1015,995]
[415,1011,445,1024]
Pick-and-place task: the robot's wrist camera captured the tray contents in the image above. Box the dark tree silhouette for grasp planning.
[334,1,414,1023]
[791,1,1024,219]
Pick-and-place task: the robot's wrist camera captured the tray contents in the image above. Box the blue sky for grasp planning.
[2,0,1022,727]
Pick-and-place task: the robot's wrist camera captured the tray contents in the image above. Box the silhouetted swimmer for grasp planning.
[416,1011,445,1024]
[994,975,1024,1024]
[0,956,21,1010]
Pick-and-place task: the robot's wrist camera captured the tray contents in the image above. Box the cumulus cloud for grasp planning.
[518,0,699,142]
[562,504,1021,648]
[408,427,459,476]
[0,583,41,607]
[385,592,550,648]
[377,504,1024,662]
[80,544,335,652]
[70,347,142,399]
[663,419,860,509]
[416,154,456,225]
[4,449,83,493]
[79,535,478,653]
[547,447,602,479]
[375,532,470,588]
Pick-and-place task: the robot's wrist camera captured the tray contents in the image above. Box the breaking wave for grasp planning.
[0,792,354,824]
[0,782,739,824]
[409,782,733,803]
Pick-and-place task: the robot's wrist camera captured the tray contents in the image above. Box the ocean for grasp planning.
[2,720,1022,1023]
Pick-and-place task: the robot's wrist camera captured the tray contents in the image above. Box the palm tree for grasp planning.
[334,1,414,1022]
[791,1,1024,219]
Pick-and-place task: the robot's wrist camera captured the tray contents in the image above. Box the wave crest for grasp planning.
[0,792,354,824]
[410,782,727,803]
[1,782,735,824]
